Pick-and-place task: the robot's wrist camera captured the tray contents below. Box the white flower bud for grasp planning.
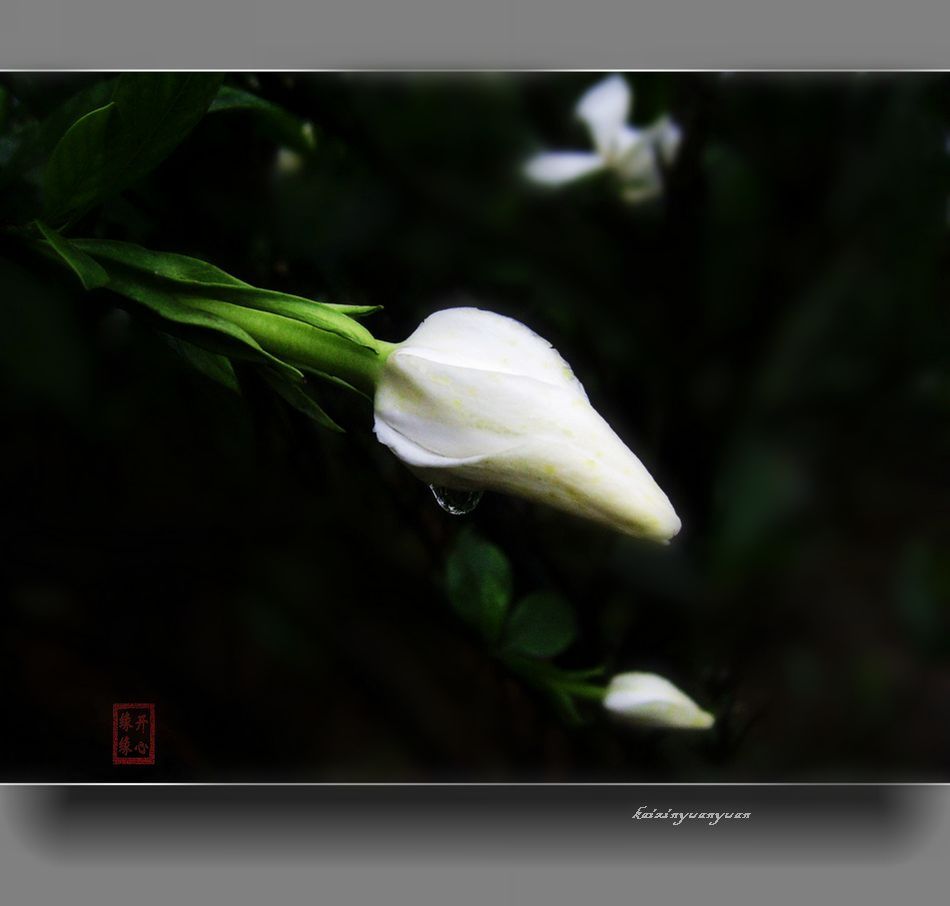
[372,307,681,542]
[604,672,714,729]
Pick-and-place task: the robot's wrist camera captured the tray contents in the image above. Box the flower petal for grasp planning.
[647,114,683,166]
[392,308,586,392]
[576,74,631,157]
[524,151,605,185]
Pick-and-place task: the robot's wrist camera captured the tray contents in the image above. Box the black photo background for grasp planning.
[0,72,948,779]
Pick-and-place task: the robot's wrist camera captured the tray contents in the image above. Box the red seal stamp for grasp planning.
[112,703,155,765]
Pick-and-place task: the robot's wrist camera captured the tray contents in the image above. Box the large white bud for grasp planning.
[373,307,681,541]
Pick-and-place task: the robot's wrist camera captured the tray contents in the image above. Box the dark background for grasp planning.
[1,72,948,780]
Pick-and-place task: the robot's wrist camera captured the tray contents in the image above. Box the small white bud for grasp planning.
[604,672,714,729]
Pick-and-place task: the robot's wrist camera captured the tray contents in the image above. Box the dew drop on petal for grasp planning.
[429,485,484,515]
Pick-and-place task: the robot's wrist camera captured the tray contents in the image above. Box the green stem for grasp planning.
[554,681,606,701]
[186,298,395,398]
[503,655,607,703]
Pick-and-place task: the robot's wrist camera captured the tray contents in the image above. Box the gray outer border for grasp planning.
[1,0,950,68]
[3,1,950,900]
[1,784,948,903]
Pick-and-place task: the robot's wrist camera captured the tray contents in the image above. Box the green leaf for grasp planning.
[98,71,224,182]
[35,221,108,290]
[43,73,223,221]
[70,239,377,350]
[43,101,114,220]
[502,591,576,658]
[74,238,248,286]
[0,78,116,187]
[165,335,240,393]
[445,529,513,643]
[210,85,315,153]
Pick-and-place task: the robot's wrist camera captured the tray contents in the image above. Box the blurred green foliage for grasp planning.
[446,528,514,645]
[0,72,948,780]
[444,527,588,721]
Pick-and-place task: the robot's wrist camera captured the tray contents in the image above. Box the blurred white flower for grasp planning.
[275,147,304,176]
[373,307,681,542]
[604,672,714,729]
[524,74,681,203]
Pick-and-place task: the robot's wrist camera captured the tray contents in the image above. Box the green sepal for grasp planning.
[300,366,372,401]
[70,239,378,351]
[102,267,305,382]
[323,303,383,319]
[259,369,344,432]
[164,335,241,393]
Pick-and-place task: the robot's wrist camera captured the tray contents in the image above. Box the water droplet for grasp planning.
[429,485,483,515]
